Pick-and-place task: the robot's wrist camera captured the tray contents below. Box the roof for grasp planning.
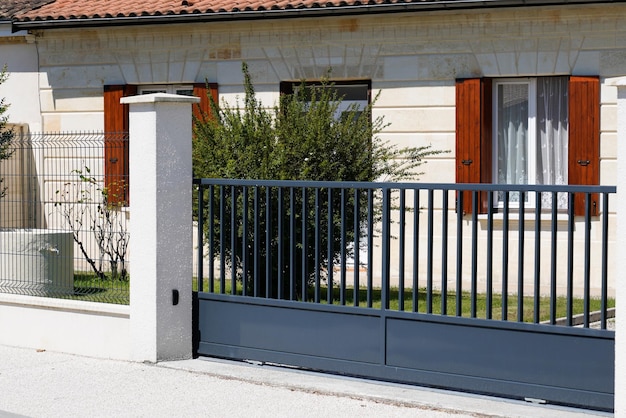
[0,0,54,19]
[10,0,624,28]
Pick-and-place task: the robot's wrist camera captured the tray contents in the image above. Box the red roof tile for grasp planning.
[13,0,437,23]
[0,0,54,19]
[12,0,609,26]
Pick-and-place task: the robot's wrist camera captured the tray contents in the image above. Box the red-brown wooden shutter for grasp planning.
[193,83,218,122]
[456,78,492,214]
[104,84,136,205]
[568,76,600,216]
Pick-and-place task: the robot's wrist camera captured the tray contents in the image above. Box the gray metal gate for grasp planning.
[193,179,615,412]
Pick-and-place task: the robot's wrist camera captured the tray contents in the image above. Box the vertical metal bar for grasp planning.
[367,189,374,308]
[327,188,334,305]
[340,188,347,306]
[567,192,575,326]
[197,185,204,293]
[486,192,493,319]
[426,189,434,314]
[601,192,609,329]
[315,188,321,303]
[517,191,525,323]
[583,193,591,328]
[209,185,215,293]
[254,186,260,297]
[266,187,272,298]
[302,187,308,302]
[242,186,248,296]
[502,191,509,321]
[550,191,558,325]
[290,187,296,300]
[277,187,284,299]
[379,187,391,369]
[381,187,391,311]
[413,189,420,313]
[219,186,226,294]
[471,190,478,318]
[455,190,463,317]
[231,186,237,296]
[533,192,541,324]
[441,189,448,316]
[353,188,360,307]
[399,189,406,312]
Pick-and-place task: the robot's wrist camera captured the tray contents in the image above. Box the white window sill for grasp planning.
[475,212,574,228]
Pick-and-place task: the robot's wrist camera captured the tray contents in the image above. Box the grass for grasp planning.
[65,271,130,305]
[194,277,615,324]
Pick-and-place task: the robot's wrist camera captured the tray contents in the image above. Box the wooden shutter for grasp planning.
[193,82,218,122]
[455,78,492,214]
[568,76,600,216]
[104,84,136,206]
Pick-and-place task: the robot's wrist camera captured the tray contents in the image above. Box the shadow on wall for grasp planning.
[0,125,44,229]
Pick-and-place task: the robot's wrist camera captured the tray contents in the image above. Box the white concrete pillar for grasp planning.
[122,93,200,363]
[614,79,626,417]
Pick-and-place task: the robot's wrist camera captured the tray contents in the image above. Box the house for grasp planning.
[2,0,622,294]
[1,1,624,409]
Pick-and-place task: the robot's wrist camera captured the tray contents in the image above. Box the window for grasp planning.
[280,80,371,119]
[456,76,599,216]
[137,85,195,96]
[103,82,218,205]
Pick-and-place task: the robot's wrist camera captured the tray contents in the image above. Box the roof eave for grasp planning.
[11,0,621,31]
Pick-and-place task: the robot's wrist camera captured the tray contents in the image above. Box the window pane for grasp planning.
[496,83,529,204]
[537,76,568,209]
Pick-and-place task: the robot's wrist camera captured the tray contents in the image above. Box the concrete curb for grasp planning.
[158,356,612,418]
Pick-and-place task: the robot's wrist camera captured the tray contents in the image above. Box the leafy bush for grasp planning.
[193,63,444,298]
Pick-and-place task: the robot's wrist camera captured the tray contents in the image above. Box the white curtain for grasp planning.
[537,77,568,209]
[497,78,568,209]
[497,83,529,203]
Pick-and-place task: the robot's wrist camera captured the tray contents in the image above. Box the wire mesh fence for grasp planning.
[0,131,130,304]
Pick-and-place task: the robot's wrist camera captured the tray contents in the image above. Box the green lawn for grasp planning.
[66,272,130,305]
[194,278,615,324]
[70,274,614,321]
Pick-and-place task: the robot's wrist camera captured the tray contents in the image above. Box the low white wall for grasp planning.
[0,294,130,360]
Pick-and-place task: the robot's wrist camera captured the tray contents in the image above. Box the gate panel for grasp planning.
[197,295,380,363]
[386,316,613,410]
[193,179,616,412]
[196,293,614,411]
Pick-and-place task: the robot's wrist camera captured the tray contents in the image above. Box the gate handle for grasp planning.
[461,159,473,166]
[577,159,590,166]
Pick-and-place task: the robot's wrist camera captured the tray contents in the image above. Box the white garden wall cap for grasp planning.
[121,93,200,105]
[0,293,130,318]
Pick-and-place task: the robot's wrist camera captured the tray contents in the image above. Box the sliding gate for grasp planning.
[193,179,615,412]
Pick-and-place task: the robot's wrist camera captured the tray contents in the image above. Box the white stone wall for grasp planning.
[31,5,625,182]
[17,3,626,294]
[0,24,41,131]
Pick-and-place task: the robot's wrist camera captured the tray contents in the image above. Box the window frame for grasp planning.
[455,76,599,217]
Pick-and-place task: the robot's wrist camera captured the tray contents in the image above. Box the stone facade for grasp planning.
[30,5,624,183]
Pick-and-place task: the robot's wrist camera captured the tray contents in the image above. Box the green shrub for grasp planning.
[193,63,444,298]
